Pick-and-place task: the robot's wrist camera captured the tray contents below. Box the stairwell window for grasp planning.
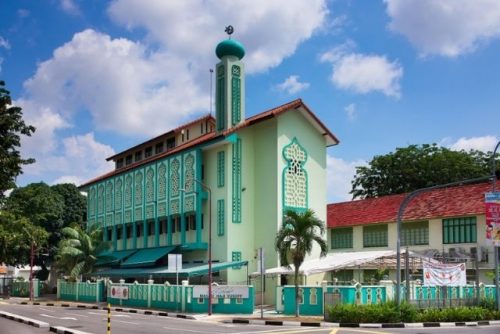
[363,224,388,247]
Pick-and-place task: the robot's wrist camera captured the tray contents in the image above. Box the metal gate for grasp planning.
[0,276,14,298]
[323,291,342,320]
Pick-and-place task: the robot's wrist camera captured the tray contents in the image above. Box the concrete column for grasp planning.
[379,280,394,301]
[147,279,154,308]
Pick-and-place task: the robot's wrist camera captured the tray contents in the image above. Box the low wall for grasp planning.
[57,280,105,302]
[11,280,41,298]
[107,280,254,314]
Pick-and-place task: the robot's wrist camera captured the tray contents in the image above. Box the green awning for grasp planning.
[96,250,137,266]
[182,261,248,277]
[93,260,248,278]
[120,246,176,268]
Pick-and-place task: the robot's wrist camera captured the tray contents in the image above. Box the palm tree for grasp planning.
[275,209,327,317]
[56,224,110,281]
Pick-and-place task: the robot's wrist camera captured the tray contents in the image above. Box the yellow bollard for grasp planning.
[107,303,111,334]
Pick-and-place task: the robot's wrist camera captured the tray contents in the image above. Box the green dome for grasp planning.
[215,39,245,60]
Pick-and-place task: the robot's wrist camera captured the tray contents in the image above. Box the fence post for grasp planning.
[57,279,61,300]
[76,280,79,302]
[147,278,154,308]
[119,279,125,306]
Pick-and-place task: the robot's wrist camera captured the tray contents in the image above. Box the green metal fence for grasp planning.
[11,279,41,298]
[57,279,105,302]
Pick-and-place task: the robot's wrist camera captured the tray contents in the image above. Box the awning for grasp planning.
[120,246,176,268]
[93,260,248,278]
[255,250,440,277]
[96,250,137,266]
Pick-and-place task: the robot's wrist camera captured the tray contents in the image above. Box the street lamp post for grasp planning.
[29,241,35,302]
[192,179,212,315]
[491,140,500,311]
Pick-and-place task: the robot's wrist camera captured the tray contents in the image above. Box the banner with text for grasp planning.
[423,262,466,286]
[485,192,500,246]
[110,286,129,299]
[192,285,249,299]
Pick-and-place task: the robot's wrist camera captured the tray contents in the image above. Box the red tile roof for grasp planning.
[327,181,498,228]
[80,99,338,188]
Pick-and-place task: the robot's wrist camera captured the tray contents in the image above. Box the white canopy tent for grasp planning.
[254,249,440,277]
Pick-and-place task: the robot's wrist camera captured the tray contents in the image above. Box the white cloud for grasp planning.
[17,9,30,18]
[23,29,208,136]
[385,0,500,57]
[320,42,403,98]
[327,154,367,203]
[108,0,328,73]
[441,135,499,152]
[0,36,10,49]
[60,0,81,15]
[344,103,356,121]
[276,75,310,95]
[23,132,115,185]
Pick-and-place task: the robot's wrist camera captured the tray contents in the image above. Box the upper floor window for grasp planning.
[363,224,388,248]
[145,146,153,158]
[186,129,190,140]
[155,142,164,154]
[166,137,175,150]
[402,221,429,246]
[443,217,477,244]
[135,151,142,162]
[125,155,133,165]
[331,227,353,249]
[116,158,124,169]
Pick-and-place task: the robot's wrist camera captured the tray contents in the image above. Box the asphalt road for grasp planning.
[1,302,500,334]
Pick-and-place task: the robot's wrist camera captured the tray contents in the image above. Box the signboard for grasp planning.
[423,262,466,286]
[110,286,129,300]
[485,192,500,246]
[168,253,182,271]
[192,285,249,299]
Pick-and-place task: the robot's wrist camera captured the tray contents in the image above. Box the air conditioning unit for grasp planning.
[480,247,489,262]
[470,247,489,263]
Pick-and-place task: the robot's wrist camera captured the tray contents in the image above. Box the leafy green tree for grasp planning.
[56,225,110,281]
[351,144,498,199]
[0,212,49,266]
[51,183,87,227]
[0,80,35,203]
[275,209,327,317]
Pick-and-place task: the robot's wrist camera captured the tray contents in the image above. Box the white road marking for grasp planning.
[114,320,139,325]
[39,307,56,312]
[40,313,77,320]
[65,312,89,317]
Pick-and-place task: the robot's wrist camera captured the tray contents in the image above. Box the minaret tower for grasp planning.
[215,26,246,132]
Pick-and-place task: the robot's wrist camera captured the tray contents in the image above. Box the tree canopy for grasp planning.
[350,144,498,199]
[0,80,35,203]
[0,212,49,266]
[2,182,86,272]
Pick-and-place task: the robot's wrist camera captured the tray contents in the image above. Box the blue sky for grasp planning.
[1,0,499,203]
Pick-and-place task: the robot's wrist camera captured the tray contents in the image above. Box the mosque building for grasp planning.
[80,29,338,302]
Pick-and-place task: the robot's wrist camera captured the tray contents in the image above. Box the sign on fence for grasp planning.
[423,262,466,286]
[110,286,129,300]
[192,285,249,299]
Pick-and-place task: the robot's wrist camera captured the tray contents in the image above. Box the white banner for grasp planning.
[423,262,466,286]
[168,254,182,271]
[110,286,129,299]
[192,285,249,299]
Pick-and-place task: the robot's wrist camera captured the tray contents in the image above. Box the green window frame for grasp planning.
[231,251,242,269]
[363,224,388,247]
[442,217,477,244]
[217,199,225,236]
[401,221,429,246]
[217,151,225,187]
[331,227,353,249]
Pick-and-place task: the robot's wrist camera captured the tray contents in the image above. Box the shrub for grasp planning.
[326,302,416,323]
[416,307,491,322]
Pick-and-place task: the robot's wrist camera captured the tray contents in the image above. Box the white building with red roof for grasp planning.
[327,181,498,283]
